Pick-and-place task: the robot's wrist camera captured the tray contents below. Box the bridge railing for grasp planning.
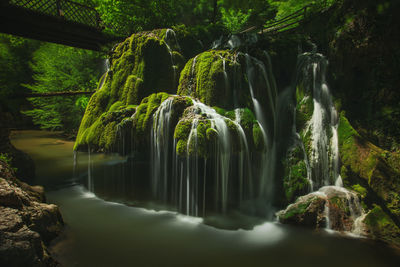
[7,0,101,29]
[240,4,316,35]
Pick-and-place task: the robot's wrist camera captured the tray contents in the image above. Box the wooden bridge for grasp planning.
[0,0,123,51]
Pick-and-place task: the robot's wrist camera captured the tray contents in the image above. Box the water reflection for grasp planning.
[11,131,400,267]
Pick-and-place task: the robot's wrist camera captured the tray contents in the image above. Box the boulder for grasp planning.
[277,186,365,232]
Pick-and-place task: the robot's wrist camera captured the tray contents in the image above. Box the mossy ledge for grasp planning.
[338,112,400,246]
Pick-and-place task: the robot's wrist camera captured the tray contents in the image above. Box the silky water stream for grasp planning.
[10,130,400,267]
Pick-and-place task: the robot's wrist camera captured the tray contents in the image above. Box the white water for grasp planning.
[295,53,365,233]
[244,54,277,211]
[227,35,241,49]
[299,53,341,189]
[190,99,232,214]
[151,97,175,202]
[164,29,181,89]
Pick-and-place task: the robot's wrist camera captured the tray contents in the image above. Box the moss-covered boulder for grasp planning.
[277,192,327,228]
[277,186,364,232]
[178,50,236,108]
[74,30,185,152]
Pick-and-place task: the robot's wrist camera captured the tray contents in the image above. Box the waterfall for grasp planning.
[164,29,181,89]
[298,53,340,189]
[149,95,255,216]
[151,97,175,202]
[234,108,253,202]
[87,146,93,192]
[227,35,241,49]
[295,52,364,232]
[189,100,232,214]
[244,53,277,214]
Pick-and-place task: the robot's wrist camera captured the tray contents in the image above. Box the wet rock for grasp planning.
[277,186,365,233]
[277,193,327,228]
[0,160,63,266]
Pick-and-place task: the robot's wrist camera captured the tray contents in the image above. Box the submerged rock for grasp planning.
[0,160,64,266]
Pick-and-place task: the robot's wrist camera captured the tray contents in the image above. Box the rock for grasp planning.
[0,160,63,266]
[277,192,327,228]
[0,114,36,183]
[74,29,185,152]
[277,186,365,233]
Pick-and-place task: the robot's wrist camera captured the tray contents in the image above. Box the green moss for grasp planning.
[109,101,124,112]
[296,94,313,131]
[177,50,236,108]
[239,108,256,132]
[206,128,219,141]
[134,92,169,136]
[75,30,184,152]
[284,160,310,203]
[364,205,400,245]
[174,119,192,140]
[253,122,265,151]
[280,196,317,221]
[176,139,187,155]
[351,184,368,198]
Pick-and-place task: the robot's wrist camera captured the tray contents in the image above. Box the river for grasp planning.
[10,130,400,267]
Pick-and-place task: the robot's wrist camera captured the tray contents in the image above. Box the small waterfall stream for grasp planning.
[298,53,341,189]
[151,98,175,202]
[296,52,364,233]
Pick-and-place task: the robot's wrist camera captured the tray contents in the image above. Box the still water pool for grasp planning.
[11,130,400,267]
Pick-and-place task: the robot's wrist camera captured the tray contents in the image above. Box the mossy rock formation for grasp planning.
[75,30,185,152]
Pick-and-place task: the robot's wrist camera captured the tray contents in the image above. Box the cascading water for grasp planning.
[297,52,341,189]
[165,29,181,89]
[244,53,278,215]
[295,52,364,232]
[151,98,175,202]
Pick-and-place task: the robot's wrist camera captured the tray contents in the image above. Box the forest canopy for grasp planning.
[0,0,337,133]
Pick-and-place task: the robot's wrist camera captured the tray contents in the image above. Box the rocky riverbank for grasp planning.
[0,154,64,266]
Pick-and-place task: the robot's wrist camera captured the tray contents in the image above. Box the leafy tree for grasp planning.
[0,34,39,118]
[22,43,102,132]
[219,0,275,31]
[269,0,337,20]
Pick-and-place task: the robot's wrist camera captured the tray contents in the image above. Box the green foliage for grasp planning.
[364,205,400,245]
[92,0,275,35]
[22,43,102,132]
[0,153,12,166]
[94,0,216,35]
[218,0,275,32]
[220,7,252,33]
[270,0,336,19]
[0,153,17,172]
[0,34,39,119]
